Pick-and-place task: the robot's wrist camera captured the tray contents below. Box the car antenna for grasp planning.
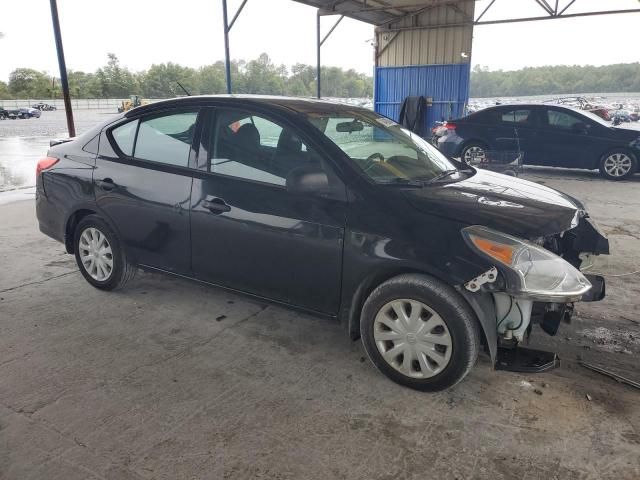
[176,81,191,96]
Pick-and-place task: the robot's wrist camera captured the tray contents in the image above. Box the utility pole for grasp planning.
[49,0,75,136]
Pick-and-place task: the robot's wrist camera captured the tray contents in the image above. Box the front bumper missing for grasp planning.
[496,346,560,373]
[581,274,606,302]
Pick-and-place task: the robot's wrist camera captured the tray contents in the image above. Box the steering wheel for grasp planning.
[362,152,385,173]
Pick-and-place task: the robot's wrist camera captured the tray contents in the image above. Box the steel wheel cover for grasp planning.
[79,227,114,281]
[373,299,453,379]
[464,146,486,164]
[604,153,632,177]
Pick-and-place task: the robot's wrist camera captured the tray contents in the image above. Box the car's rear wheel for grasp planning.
[73,215,136,290]
[461,142,487,165]
[599,150,637,180]
[360,274,480,392]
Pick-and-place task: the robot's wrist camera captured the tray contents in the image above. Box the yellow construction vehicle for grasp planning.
[117,95,148,113]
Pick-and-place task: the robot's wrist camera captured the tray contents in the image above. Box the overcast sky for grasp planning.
[1,0,639,81]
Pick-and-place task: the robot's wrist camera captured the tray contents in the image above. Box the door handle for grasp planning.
[96,178,115,191]
[202,197,231,214]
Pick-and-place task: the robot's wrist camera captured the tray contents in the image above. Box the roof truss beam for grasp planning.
[374,0,640,32]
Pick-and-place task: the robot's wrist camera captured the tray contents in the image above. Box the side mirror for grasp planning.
[286,167,329,194]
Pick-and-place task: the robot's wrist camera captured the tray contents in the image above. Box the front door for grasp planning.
[94,108,199,274]
[190,107,347,314]
[534,107,600,168]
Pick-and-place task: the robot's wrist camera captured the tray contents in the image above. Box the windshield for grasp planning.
[305,109,457,183]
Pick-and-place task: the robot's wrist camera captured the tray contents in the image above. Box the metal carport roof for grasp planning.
[290,0,459,26]
[290,0,640,27]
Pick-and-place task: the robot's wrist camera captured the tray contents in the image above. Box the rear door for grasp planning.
[189,106,347,314]
[95,108,200,274]
[493,107,536,156]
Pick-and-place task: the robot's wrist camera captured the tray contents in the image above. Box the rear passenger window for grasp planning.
[134,111,198,166]
[111,120,138,156]
[500,109,531,124]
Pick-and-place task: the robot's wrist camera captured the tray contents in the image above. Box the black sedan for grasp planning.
[35,96,608,391]
[5,107,41,119]
[437,104,640,180]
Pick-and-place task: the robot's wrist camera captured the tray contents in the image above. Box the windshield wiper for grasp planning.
[424,169,460,184]
[377,178,425,187]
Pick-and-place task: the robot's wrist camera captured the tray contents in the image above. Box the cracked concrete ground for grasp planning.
[0,168,639,480]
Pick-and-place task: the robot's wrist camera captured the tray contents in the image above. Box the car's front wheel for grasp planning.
[360,274,480,392]
[73,215,136,290]
[599,150,637,180]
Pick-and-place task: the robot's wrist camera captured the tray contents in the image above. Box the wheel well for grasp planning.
[346,269,491,358]
[347,268,451,341]
[64,209,96,253]
[461,140,488,149]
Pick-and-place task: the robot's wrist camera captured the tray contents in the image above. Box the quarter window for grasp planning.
[209,109,322,186]
[111,120,138,156]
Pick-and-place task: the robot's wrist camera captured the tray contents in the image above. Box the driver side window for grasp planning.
[546,110,584,130]
[208,109,324,186]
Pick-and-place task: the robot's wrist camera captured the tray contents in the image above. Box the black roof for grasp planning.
[125,94,363,118]
[481,103,586,113]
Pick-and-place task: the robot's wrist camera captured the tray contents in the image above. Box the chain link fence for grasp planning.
[0,98,170,109]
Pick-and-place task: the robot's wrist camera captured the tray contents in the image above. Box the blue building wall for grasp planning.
[374,63,471,137]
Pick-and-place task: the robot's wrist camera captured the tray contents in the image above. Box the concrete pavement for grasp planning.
[1,172,639,479]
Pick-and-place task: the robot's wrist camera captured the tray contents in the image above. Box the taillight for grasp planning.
[445,122,457,130]
[36,156,59,176]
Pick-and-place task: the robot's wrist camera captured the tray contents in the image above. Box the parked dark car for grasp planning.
[35,96,608,391]
[0,108,8,120]
[5,107,41,119]
[437,104,640,180]
[32,102,57,111]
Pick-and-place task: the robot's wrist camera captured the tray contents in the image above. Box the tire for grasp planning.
[21,113,28,119]
[73,215,136,290]
[461,142,488,166]
[599,149,637,181]
[360,274,480,392]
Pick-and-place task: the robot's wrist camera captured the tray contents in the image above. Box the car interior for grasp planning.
[209,110,325,187]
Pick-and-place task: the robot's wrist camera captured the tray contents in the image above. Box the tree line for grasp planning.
[3,54,639,100]
[0,53,373,100]
[471,63,640,97]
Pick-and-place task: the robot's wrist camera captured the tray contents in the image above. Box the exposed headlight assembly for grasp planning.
[462,225,592,302]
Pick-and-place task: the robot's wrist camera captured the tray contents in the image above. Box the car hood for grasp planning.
[404,169,584,238]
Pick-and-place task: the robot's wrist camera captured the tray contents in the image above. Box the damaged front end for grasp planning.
[460,214,609,373]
